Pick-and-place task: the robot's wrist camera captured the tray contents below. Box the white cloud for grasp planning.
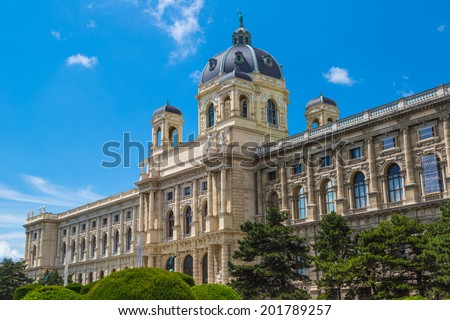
[145,0,205,62]
[189,70,202,83]
[398,90,414,97]
[0,214,25,227]
[437,25,445,32]
[65,54,98,69]
[323,67,355,86]
[87,20,97,28]
[0,175,104,208]
[0,241,22,260]
[51,30,61,40]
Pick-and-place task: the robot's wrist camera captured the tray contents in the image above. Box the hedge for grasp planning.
[173,272,195,287]
[22,286,84,300]
[86,267,195,300]
[192,284,242,300]
[80,281,98,295]
[65,282,83,294]
[13,284,43,300]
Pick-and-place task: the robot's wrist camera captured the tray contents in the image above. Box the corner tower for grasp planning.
[196,15,290,143]
[305,93,340,129]
[151,101,183,155]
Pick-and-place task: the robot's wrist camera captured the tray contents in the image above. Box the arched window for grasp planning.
[126,227,132,251]
[267,99,277,125]
[100,270,105,279]
[387,164,403,202]
[185,206,192,235]
[91,235,96,257]
[422,154,444,194]
[207,104,215,128]
[353,172,367,209]
[202,254,208,284]
[167,211,175,238]
[169,127,178,147]
[102,233,107,255]
[324,180,336,214]
[183,255,193,277]
[114,230,119,254]
[327,118,334,123]
[296,187,307,219]
[80,238,86,260]
[78,273,82,284]
[202,202,208,232]
[71,240,76,261]
[240,97,248,118]
[267,192,279,209]
[312,119,320,128]
[156,128,162,147]
[88,272,93,284]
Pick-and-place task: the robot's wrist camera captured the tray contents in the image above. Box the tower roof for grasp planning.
[306,93,338,108]
[152,101,182,118]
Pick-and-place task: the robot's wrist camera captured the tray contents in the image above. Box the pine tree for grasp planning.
[38,269,64,286]
[0,258,33,299]
[313,211,354,299]
[228,206,311,299]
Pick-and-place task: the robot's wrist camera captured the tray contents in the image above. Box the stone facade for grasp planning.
[23,22,450,296]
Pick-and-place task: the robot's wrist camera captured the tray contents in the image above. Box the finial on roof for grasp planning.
[237,10,244,28]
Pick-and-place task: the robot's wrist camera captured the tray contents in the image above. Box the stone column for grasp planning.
[219,167,232,230]
[307,156,318,220]
[256,170,264,218]
[207,172,218,231]
[96,217,101,259]
[24,232,30,262]
[221,244,229,284]
[444,116,450,179]
[107,213,112,258]
[138,193,145,232]
[37,228,43,267]
[148,191,157,242]
[174,185,181,240]
[403,126,418,203]
[280,164,288,212]
[86,219,91,259]
[367,137,380,209]
[193,250,199,285]
[119,211,124,254]
[335,147,348,214]
[192,180,199,236]
[208,245,215,284]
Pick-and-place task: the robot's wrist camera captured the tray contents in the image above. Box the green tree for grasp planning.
[313,211,354,299]
[348,214,431,299]
[424,200,450,298]
[228,206,311,299]
[38,269,63,286]
[0,258,33,300]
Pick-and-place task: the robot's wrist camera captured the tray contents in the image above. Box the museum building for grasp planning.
[23,20,450,296]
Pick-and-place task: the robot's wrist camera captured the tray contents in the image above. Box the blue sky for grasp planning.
[1,0,449,260]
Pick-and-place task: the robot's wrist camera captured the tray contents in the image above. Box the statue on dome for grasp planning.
[237,10,244,27]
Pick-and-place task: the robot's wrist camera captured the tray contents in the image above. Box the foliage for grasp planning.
[192,284,242,300]
[65,282,83,294]
[229,206,311,299]
[346,214,431,299]
[13,283,42,300]
[80,281,98,295]
[86,267,195,300]
[173,272,195,287]
[273,289,310,300]
[395,295,428,300]
[0,258,33,300]
[313,211,354,299]
[37,269,63,286]
[22,285,84,300]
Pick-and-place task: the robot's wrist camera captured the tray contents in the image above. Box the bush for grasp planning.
[80,281,98,295]
[396,296,429,300]
[173,272,195,287]
[86,267,195,300]
[66,282,83,294]
[13,283,42,300]
[192,284,242,300]
[22,286,84,300]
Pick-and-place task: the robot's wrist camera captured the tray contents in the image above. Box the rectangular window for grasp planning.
[267,171,277,181]
[202,181,208,191]
[350,147,362,159]
[127,211,132,220]
[71,226,76,234]
[166,192,173,201]
[184,186,191,196]
[92,221,96,228]
[114,214,119,223]
[81,224,86,231]
[419,126,434,140]
[33,232,37,240]
[63,229,67,236]
[103,218,108,226]
[293,164,302,175]
[382,137,396,150]
[319,155,331,167]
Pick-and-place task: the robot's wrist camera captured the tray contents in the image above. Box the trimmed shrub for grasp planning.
[192,284,242,300]
[86,267,195,300]
[80,281,98,295]
[173,272,195,287]
[22,286,84,300]
[13,283,43,300]
[66,282,83,294]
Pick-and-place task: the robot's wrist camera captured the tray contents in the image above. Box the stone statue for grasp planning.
[216,269,223,284]
[237,10,244,27]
